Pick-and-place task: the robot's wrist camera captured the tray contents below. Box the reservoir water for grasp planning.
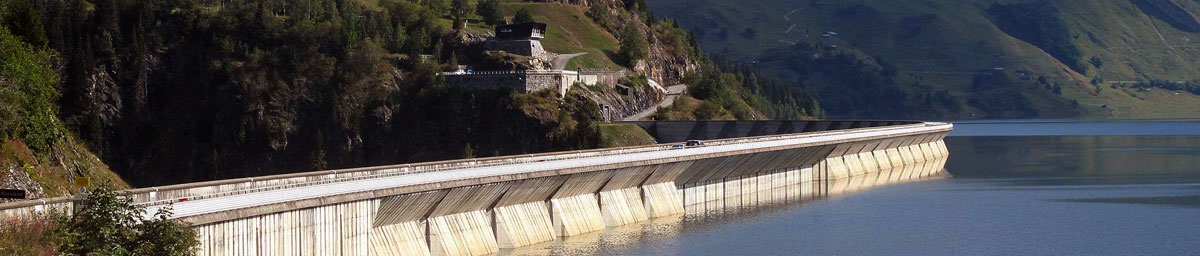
[510,120,1200,255]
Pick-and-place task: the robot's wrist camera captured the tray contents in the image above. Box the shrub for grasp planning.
[0,212,64,256]
[0,184,198,255]
[0,25,61,152]
[513,9,535,23]
[476,0,506,25]
[1090,56,1104,68]
[450,0,474,30]
[618,26,647,66]
[56,185,199,255]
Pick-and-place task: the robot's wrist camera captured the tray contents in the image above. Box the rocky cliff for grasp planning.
[542,0,702,85]
[576,81,665,121]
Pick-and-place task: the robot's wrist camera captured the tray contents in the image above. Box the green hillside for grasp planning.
[503,2,623,70]
[649,0,1200,119]
[0,0,820,188]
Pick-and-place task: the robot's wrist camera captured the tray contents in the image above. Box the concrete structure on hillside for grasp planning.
[442,70,581,96]
[445,22,630,97]
[484,23,548,57]
[1,121,952,256]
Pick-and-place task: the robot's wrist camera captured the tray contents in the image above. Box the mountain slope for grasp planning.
[0,0,818,188]
[649,0,1200,119]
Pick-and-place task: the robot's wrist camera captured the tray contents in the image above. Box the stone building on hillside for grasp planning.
[484,22,548,57]
[445,22,624,97]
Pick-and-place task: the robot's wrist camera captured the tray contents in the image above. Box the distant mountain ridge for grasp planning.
[649,0,1200,119]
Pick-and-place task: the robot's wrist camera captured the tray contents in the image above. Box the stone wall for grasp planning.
[579,70,628,87]
[578,75,599,86]
[525,73,560,93]
[483,40,546,57]
[443,72,528,92]
[444,70,583,97]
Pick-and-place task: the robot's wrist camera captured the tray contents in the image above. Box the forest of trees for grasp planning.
[0,0,609,186]
[686,57,823,120]
[755,43,962,118]
[0,0,821,187]
[584,2,821,121]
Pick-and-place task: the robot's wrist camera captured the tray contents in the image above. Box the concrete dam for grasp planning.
[1,121,952,256]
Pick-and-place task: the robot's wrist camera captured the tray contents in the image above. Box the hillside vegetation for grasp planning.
[649,0,1200,119]
[0,0,820,188]
[503,2,623,70]
[0,12,126,200]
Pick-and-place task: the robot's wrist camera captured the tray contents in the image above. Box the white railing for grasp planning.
[441,70,583,76]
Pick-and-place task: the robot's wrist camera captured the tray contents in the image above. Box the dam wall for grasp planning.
[0,121,950,256]
[185,127,948,255]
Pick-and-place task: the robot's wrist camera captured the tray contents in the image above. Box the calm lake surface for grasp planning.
[513,120,1200,256]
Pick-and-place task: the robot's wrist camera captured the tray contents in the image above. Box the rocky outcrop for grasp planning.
[478,51,551,71]
[584,0,702,85]
[634,49,700,86]
[0,166,45,203]
[577,82,664,121]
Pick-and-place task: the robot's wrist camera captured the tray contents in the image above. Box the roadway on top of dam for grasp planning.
[145,122,951,221]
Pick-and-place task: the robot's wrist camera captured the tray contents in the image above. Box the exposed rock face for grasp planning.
[489,1,701,85]
[0,166,46,203]
[478,51,552,71]
[577,83,664,121]
[635,46,700,86]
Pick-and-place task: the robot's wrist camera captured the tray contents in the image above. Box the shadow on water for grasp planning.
[946,132,1200,209]
[1050,195,1200,209]
[945,136,1200,184]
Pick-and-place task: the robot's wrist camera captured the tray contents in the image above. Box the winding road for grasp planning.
[552,52,588,70]
[624,84,688,121]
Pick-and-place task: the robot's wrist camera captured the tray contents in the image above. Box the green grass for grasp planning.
[598,123,657,148]
[504,2,623,70]
[1,139,128,197]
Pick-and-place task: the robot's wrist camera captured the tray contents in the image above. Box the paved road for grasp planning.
[624,84,687,121]
[144,123,947,220]
[552,52,588,70]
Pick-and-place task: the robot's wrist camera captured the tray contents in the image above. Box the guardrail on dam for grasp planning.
[0,121,952,256]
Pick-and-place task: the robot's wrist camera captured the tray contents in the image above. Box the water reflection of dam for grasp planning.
[505,160,948,256]
[0,121,950,256]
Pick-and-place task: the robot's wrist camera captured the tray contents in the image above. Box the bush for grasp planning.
[513,9,535,23]
[0,184,198,255]
[58,185,199,255]
[450,0,474,30]
[618,26,647,66]
[0,25,61,153]
[476,0,506,25]
[694,100,727,120]
[0,212,64,255]
[587,4,609,27]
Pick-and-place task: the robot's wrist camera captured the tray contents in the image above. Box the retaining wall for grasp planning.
[442,70,581,97]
